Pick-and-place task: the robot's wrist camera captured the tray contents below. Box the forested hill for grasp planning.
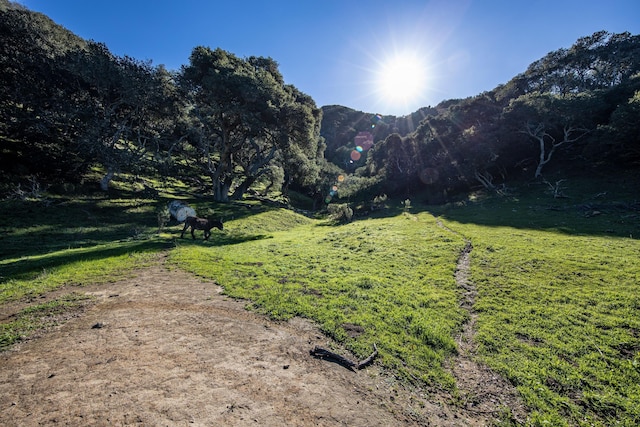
[319,105,440,166]
[2,0,639,206]
[321,31,640,200]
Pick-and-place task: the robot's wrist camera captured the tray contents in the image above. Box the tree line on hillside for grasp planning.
[0,1,324,203]
[323,31,640,203]
[2,0,639,208]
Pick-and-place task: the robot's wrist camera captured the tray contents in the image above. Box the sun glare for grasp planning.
[375,51,428,112]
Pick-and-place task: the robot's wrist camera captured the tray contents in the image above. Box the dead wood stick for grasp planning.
[310,344,378,370]
[356,343,378,369]
[310,346,357,370]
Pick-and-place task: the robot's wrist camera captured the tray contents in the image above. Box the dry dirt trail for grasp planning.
[448,240,527,424]
[1,250,526,426]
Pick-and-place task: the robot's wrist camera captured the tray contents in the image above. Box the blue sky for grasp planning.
[18,0,640,116]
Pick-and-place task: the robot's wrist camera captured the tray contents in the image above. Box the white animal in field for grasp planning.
[168,200,196,222]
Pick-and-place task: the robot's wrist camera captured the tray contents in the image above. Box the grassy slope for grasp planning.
[443,221,640,426]
[433,175,640,426]
[0,195,166,297]
[170,208,467,387]
[0,190,166,348]
[1,174,639,426]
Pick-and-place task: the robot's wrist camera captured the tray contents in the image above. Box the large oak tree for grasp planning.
[179,47,322,201]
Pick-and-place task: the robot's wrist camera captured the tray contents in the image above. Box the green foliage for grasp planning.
[3,1,639,203]
[521,31,640,95]
[325,32,640,200]
[327,203,353,223]
[178,47,323,201]
[0,2,90,184]
[598,78,640,164]
[367,133,427,195]
[67,42,179,189]
[319,105,437,166]
[334,174,383,202]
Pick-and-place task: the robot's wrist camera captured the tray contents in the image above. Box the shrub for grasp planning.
[327,203,353,222]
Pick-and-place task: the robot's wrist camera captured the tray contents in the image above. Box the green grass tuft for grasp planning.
[0,293,93,350]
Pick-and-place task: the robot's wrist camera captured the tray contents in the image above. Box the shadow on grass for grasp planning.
[421,187,639,239]
[0,194,280,263]
[174,231,272,247]
[312,173,640,239]
[0,195,161,259]
[0,239,171,283]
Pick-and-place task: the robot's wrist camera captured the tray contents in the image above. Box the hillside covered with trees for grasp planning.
[2,0,639,208]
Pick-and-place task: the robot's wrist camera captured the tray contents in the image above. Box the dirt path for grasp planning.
[446,230,528,424]
[1,251,525,426]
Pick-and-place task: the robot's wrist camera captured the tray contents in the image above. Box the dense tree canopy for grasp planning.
[0,0,88,181]
[66,42,181,189]
[346,31,640,198]
[1,0,638,206]
[178,47,323,201]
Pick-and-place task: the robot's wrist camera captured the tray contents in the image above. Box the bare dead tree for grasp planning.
[522,122,590,178]
[543,178,569,198]
[474,170,496,190]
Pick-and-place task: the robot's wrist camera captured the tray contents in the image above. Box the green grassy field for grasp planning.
[441,221,640,426]
[1,175,638,426]
[432,175,640,426]
[170,208,467,387]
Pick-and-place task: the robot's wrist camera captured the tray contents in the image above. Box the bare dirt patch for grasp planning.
[1,253,523,426]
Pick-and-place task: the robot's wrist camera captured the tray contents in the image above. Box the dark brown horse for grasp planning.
[181,216,223,240]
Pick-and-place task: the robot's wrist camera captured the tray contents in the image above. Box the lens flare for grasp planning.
[376,51,427,109]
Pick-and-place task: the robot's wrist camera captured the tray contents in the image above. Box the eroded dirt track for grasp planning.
[450,241,527,423]
[0,254,523,426]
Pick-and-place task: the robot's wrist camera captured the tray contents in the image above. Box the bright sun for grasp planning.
[375,51,428,112]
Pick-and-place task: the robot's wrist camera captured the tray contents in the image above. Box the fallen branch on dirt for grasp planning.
[310,344,378,370]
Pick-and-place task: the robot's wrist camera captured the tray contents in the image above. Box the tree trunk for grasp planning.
[534,134,555,178]
[208,143,234,202]
[474,171,496,190]
[100,170,115,191]
[526,123,589,178]
[230,176,256,200]
[212,180,230,202]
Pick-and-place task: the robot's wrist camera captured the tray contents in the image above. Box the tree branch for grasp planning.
[310,344,378,371]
